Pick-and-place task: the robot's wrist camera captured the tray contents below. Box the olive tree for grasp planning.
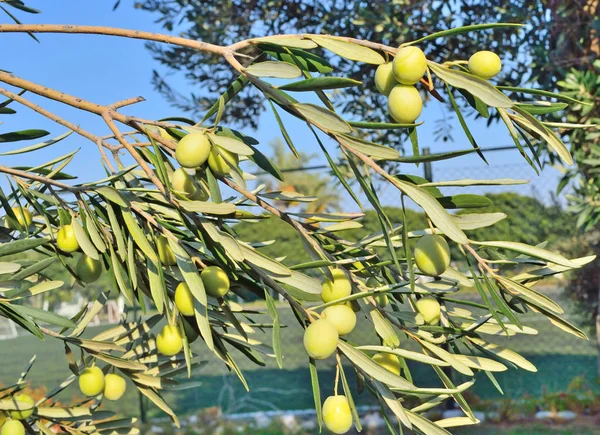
[0,4,595,435]
[134,0,600,369]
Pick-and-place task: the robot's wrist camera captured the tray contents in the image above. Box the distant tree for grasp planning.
[235,193,575,271]
[260,138,341,213]
[457,192,576,247]
[0,2,594,433]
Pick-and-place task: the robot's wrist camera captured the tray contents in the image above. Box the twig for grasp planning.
[0,24,226,54]
[110,96,145,110]
[102,112,167,196]
[0,86,117,153]
[246,265,312,321]
[0,164,83,192]
[0,25,396,56]
[220,177,333,260]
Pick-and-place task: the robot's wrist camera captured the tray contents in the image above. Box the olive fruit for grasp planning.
[414,234,450,277]
[181,316,199,343]
[79,366,105,397]
[416,296,441,325]
[374,62,397,96]
[303,319,339,360]
[156,324,183,356]
[174,282,195,316]
[103,373,127,401]
[392,46,427,85]
[156,235,177,266]
[171,168,199,198]
[366,277,388,307]
[321,304,356,336]
[76,255,102,283]
[373,352,401,376]
[468,51,502,79]
[321,269,351,303]
[1,420,25,435]
[201,266,230,298]
[159,128,174,142]
[388,85,422,124]
[207,147,239,176]
[57,224,80,253]
[6,207,32,230]
[175,133,212,168]
[322,395,353,434]
[190,175,210,201]
[9,395,33,420]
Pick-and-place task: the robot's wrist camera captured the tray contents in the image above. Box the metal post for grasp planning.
[139,391,146,423]
[423,147,433,182]
[423,146,453,411]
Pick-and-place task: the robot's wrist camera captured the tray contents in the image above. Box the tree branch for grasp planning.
[0,86,117,152]
[0,24,227,54]
[0,164,84,192]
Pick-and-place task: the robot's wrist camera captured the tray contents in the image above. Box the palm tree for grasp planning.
[259,138,341,213]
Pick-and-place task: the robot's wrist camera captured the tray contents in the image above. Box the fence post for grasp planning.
[423,146,455,411]
[423,147,433,182]
[139,391,146,424]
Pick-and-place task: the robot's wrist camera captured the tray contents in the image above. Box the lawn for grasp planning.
[0,286,596,422]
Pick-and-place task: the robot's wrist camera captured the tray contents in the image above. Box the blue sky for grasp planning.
[1,1,562,208]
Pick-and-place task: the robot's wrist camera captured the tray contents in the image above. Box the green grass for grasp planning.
[0,286,596,422]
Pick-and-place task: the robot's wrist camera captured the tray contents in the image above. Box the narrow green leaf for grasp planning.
[437,194,492,209]
[15,305,75,328]
[497,86,592,105]
[246,61,301,78]
[168,238,214,351]
[405,410,451,435]
[468,337,537,372]
[418,340,474,376]
[373,380,412,429]
[279,77,362,91]
[294,103,352,133]
[178,200,236,215]
[309,358,322,431]
[428,62,513,108]
[337,134,400,160]
[391,179,468,244]
[310,36,384,64]
[207,133,254,156]
[267,99,299,159]
[495,276,564,314]
[71,216,99,260]
[0,130,72,156]
[121,208,157,262]
[255,36,318,49]
[369,308,400,347]
[446,84,487,163]
[338,341,416,390]
[396,148,476,163]
[264,290,283,369]
[200,75,250,125]
[0,129,48,143]
[516,101,568,115]
[96,186,129,207]
[0,262,20,274]
[405,23,523,46]
[0,238,48,256]
[473,240,577,267]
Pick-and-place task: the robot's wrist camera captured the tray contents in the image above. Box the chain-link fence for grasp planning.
[163,147,594,417]
[0,148,595,422]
